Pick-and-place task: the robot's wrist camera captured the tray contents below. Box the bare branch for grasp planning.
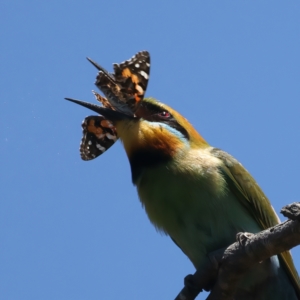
[175,202,300,300]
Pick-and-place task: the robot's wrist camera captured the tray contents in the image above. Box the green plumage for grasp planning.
[136,146,300,299]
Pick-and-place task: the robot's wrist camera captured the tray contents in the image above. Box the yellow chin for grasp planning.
[115,119,186,160]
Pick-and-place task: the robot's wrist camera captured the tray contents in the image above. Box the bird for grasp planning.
[65,51,300,299]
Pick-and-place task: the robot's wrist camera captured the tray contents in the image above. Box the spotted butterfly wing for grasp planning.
[92,90,114,110]
[112,51,150,111]
[87,51,150,114]
[80,115,117,161]
[80,91,118,161]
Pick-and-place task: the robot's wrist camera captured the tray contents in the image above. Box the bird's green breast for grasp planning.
[136,147,262,268]
[134,148,300,299]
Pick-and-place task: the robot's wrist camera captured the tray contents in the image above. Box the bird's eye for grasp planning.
[158,111,171,118]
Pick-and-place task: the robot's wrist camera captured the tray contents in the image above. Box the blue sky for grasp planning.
[1,1,300,299]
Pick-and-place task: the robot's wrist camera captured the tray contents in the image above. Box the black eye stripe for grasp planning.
[140,102,189,140]
[163,118,189,139]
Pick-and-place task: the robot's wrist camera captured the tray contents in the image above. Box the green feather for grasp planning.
[210,148,300,298]
[136,146,300,298]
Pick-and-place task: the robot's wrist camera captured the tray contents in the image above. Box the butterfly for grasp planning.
[87,50,150,115]
[79,51,150,160]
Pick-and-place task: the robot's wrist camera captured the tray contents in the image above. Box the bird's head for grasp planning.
[65,97,209,183]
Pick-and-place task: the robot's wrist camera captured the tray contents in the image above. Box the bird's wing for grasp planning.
[210,147,300,296]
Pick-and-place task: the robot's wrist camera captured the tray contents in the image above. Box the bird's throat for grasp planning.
[117,120,187,183]
[129,147,173,183]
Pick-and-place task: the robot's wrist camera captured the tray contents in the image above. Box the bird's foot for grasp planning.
[236,232,254,246]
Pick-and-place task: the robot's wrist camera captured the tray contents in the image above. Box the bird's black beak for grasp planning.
[64,98,134,121]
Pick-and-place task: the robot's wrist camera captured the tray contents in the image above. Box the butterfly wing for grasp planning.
[112,50,150,111]
[92,90,114,110]
[80,115,117,161]
[93,51,150,114]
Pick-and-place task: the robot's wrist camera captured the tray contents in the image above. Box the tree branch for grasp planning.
[175,202,300,300]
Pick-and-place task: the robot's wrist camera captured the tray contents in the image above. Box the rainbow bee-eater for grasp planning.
[65,51,300,299]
